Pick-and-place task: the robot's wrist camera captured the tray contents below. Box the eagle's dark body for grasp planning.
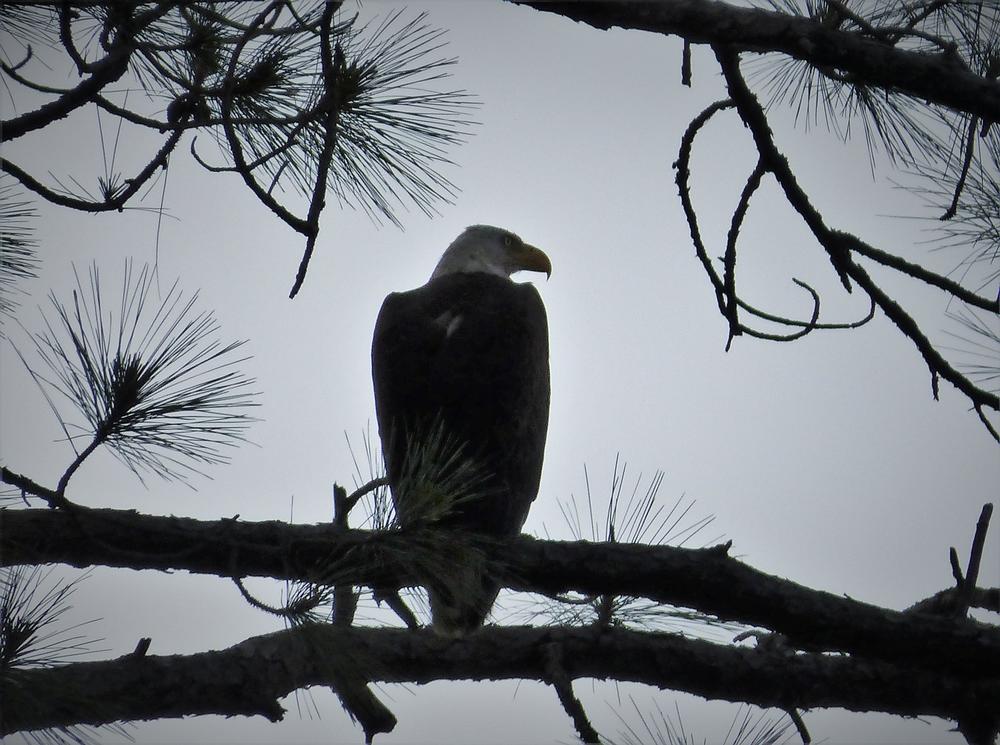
[372,271,549,632]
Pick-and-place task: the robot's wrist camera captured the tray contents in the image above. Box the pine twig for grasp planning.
[544,643,599,744]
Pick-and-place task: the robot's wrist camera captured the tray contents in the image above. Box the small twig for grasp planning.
[56,430,106,496]
[732,279,820,344]
[675,99,872,347]
[2,31,132,142]
[190,123,307,174]
[737,293,875,330]
[681,40,692,86]
[714,45,852,291]
[785,707,811,744]
[218,5,310,235]
[975,405,999,441]
[940,114,979,221]
[831,232,996,313]
[373,588,421,629]
[673,98,736,317]
[0,466,67,509]
[288,4,344,299]
[544,643,600,744]
[346,477,391,514]
[2,127,184,213]
[5,44,33,74]
[1,56,76,94]
[234,575,330,621]
[723,158,767,350]
[132,638,152,657]
[950,546,966,586]
[956,504,994,616]
[59,3,95,74]
[233,576,295,617]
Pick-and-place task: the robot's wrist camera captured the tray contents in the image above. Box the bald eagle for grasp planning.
[372,225,551,634]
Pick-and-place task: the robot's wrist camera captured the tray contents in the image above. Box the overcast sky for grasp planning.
[2,2,998,744]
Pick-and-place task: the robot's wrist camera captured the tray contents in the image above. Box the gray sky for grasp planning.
[2,2,998,743]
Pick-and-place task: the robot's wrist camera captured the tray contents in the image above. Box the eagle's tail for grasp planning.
[428,566,501,637]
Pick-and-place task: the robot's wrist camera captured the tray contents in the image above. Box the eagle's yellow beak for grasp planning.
[514,243,552,279]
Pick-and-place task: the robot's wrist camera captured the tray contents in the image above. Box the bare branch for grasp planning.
[289,2,343,299]
[545,643,600,744]
[713,45,999,422]
[2,128,184,212]
[4,624,997,736]
[2,502,998,678]
[957,503,994,616]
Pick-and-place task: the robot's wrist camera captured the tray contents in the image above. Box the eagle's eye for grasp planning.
[503,234,514,247]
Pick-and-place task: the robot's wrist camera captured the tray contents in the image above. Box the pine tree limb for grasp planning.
[3,624,998,736]
[2,502,998,677]
[513,0,1000,123]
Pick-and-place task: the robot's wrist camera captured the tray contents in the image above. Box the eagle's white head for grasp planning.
[430,225,552,281]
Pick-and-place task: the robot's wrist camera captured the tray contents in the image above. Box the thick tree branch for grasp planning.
[2,503,998,677]
[3,624,998,736]
[513,0,1000,123]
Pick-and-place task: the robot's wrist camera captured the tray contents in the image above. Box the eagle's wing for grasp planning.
[372,273,549,536]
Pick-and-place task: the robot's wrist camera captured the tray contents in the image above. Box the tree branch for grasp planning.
[2,502,998,677]
[712,46,999,418]
[3,624,998,736]
[512,0,1000,123]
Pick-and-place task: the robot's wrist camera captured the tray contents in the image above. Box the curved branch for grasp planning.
[189,126,305,174]
[673,98,735,316]
[1,58,77,95]
[723,158,767,348]
[676,103,875,346]
[713,46,999,419]
[737,278,821,343]
[59,2,94,74]
[2,127,184,212]
[218,3,310,235]
[737,292,876,330]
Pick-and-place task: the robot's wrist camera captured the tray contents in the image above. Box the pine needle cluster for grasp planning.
[0,176,40,331]
[23,261,258,486]
[512,457,734,635]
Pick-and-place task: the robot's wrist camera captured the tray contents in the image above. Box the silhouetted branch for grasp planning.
[957,504,994,617]
[545,643,600,744]
[712,46,999,428]
[2,499,998,678]
[289,2,343,299]
[941,113,979,220]
[674,100,876,346]
[514,1,1000,123]
[3,623,997,737]
[2,129,184,212]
